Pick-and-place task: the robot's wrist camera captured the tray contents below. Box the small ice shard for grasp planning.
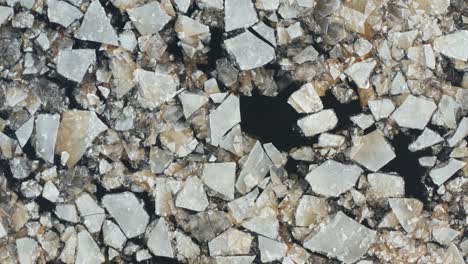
[408,128,443,152]
[136,250,151,262]
[178,92,208,119]
[391,95,437,130]
[149,147,172,174]
[252,22,276,47]
[198,0,223,9]
[303,211,376,263]
[176,176,209,212]
[295,195,329,227]
[291,147,318,161]
[443,244,465,264]
[160,124,198,157]
[154,178,175,217]
[174,0,191,12]
[228,188,260,223]
[175,231,200,260]
[75,193,105,233]
[128,2,171,35]
[103,220,126,249]
[256,0,280,10]
[433,30,468,61]
[147,218,174,258]
[293,46,319,64]
[432,226,460,246]
[235,141,273,194]
[16,237,39,264]
[242,207,279,239]
[429,158,466,185]
[47,0,82,28]
[286,22,304,41]
[20,180,42,198]
[344,59,376,88]
[12,12,34,29]
[110,50,137,98]
[419,156,437,167]
[354,38,373,56]
[102,192,149,238]
[55,110,107,167]
[55,204,78,223]
[367,173,405,200]
[413,0,449,14]
[175,14,209,35]
[423,44,436,69]
[388,198,423,233]
[15,116,34,147]
[119,30,137,51]
[0,6,13,26]
[57,49,96,83]
[263,143,286,166]
[351,113,375,130]
[213,256,255,264]
[42,181,59,202]
[188,211,232,242]
[317,133,345,147]
[351,130,396,172]
[209,94,240,146]
[208,228,253,256]
[110,0,138,10]
[224,31,275,70]
[0,220,7,238]
[390,30,418,49]
[432,95,461,129]
[390,72,409,95]
[220,124,244,156]
[287,83,323,114]
[57,231,77,263]
[134,69,179,109]
[9,157,31,179]
[448,117,468,147]
[75,0,118,45]
[224,0,258,32]
[297,109,338,137]
[305,160,363,197]
[258,236,287,262]
[202,162,236,200]
[35,114,60,163]
[76,230,105,264]
[175,15,210,56]
[368,98,395,120]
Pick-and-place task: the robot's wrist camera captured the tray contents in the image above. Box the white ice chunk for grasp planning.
[350,130,396,172]
[225,31,275,70]
[102,192,149,238]
[224,0,258,32]
[305,160,363,197]
[75,0,119,45]
[433,30,468,61]
[297,109,338,137]
[429,158,466,185]
[391,95,437,130]
[303,211,376,263]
